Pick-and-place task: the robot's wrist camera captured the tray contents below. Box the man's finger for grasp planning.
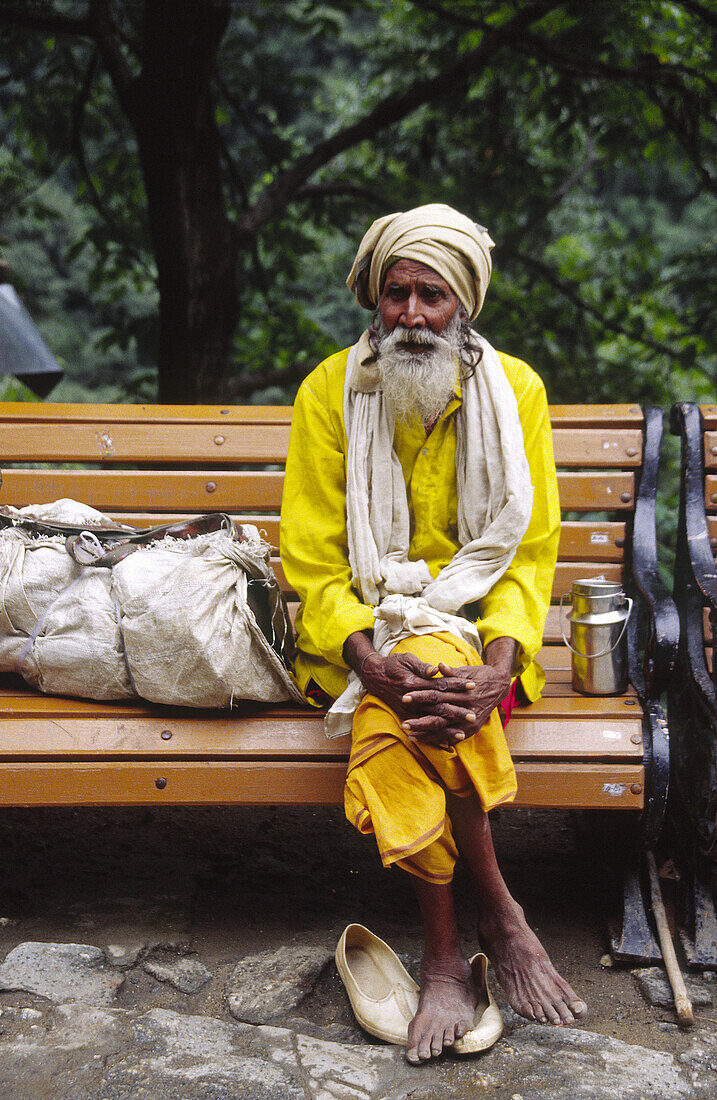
[402,677,476,701]
[436,661,480,676]
[402,686,477,706]
[403,702,480,731]
[401,715,449,733]
[402,703,476,725]
[399,656,439,678]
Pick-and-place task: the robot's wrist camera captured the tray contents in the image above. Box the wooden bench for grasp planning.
[668,402,717,967]
[0,400,677,960]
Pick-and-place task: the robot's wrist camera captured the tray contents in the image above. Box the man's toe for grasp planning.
[442,1023,458,1047]
[405,1033,426,1064]
[405,1023,422,1064]
[418,1036,434,1061]
[542,1002,562,1025]
[453,1019,469,1040]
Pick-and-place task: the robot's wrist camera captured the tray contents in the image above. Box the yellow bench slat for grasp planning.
[552,428,642,467]
[0,760,644,808]
[0,422,641,467]
[97,517,627,566]
[0,708,642,760]
[0,469,636,514]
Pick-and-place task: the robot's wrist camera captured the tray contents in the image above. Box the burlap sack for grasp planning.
[0,501,303,707]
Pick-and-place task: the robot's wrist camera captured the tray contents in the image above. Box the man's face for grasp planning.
[378,259,461,343]
[373,259,466,427]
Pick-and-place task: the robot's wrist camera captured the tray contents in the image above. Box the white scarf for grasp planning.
[324,332,533,739]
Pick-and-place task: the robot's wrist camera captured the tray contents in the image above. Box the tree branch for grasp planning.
[296,181,389,208]
[0,1,137,107]
[500,135,601,249]
[216,75,287,167]
[69,48,148,271]
[0,2,91,36]
[514,252,692,363]
[510,28,716,191]
[238,0,563,240]
[224,360,311,398]
[678,0,717,31]
[407,0,483,28]
[86,0,135,109]
[217,126,250,211]
[514,25,716,91]
[645,85,716,195]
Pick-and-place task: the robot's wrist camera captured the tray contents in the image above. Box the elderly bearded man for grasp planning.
[280,204,586,1064]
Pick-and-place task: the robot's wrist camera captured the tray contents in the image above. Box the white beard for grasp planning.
[374,312,464,427]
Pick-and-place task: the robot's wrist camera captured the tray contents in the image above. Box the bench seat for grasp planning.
[0,399,678,961]
[0,669,644,810]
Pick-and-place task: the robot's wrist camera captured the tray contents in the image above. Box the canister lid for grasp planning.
[572,579,624,598]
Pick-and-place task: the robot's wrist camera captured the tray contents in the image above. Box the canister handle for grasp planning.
[559,594,634,658]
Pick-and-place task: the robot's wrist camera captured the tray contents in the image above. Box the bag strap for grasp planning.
[0,510,234,544]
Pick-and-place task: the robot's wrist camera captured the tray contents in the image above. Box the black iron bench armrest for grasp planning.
[629,406,680,701]
[670,401,717,706]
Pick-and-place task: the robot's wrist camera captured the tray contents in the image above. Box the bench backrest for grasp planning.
[0,401,645,643]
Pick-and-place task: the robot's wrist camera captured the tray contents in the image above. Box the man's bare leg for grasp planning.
[405,877,476,1064]
[447,791,587,1025]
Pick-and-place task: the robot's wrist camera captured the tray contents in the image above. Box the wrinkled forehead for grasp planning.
[380,257,454,291]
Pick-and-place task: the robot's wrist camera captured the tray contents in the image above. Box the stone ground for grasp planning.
[0,804,714,1100]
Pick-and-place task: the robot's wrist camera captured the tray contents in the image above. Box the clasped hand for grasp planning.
[360,651,510,750]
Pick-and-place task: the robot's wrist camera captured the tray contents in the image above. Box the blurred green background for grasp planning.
[0,1,715,571]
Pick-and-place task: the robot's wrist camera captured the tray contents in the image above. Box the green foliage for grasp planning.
[0,0,714,416]
[0,377,41,402]
[0,163,158,401]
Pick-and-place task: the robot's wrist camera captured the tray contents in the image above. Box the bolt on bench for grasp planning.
[0,400,677,961]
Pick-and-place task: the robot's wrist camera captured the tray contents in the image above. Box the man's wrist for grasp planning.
[484,636,518,683]
[343,629,376,676]
[360,651,381,679]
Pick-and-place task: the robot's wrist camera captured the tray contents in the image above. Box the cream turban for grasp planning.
[346,203,495,321]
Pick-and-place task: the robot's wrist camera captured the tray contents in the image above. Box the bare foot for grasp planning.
[479,901,587,1026]
[405,956,476,1064]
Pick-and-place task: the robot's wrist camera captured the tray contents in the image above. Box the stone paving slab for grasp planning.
[0,942,124,1006]
[226,943,334,1025]
[0,807,715,1099]
[632,966,713,1009]
[142,948,213,994]
[0,996,714,1100]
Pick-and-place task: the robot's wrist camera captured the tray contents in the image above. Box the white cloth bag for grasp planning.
[0,502,303,707]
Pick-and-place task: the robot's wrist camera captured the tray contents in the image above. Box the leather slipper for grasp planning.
[452,952,504,1054]
[335,923,419,1045]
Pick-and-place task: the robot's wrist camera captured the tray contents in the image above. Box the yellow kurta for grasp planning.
[280,344,560,704]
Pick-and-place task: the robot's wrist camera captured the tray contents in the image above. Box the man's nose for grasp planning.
[400,293,426,328]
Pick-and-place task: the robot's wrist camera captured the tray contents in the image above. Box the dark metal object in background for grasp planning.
[611,406,679,965]
[629,406,678,847]
[667,401,717,969]
[0,285,63,397]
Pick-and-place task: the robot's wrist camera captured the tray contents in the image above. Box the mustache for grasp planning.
[380,324,446,352]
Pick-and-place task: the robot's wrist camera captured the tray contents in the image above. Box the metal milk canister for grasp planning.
[561,579,633,695]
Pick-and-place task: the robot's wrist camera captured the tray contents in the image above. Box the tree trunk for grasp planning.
[127,0,237,403]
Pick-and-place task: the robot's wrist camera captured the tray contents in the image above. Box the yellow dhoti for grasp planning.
[344,632,517,884]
